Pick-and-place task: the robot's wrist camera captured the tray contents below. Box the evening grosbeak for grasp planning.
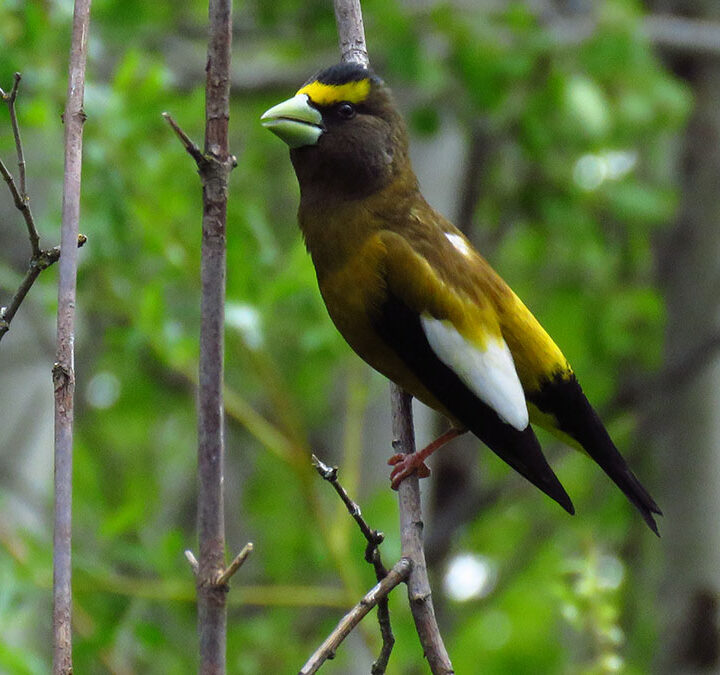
[261,62,661,534]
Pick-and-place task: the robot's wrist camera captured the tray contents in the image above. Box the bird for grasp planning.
[261,62,662,534]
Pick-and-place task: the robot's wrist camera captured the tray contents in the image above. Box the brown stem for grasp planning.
[0,77,86,345]
[195,0,234,672]
[161,112,205,166]
[53,0,91,673]
[298,558,411,675]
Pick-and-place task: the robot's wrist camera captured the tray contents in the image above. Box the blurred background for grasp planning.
[1,0,718,672]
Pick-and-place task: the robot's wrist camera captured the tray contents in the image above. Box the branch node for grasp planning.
[52,362,72,391]
[311,453,337,481]
[9,72,21,103]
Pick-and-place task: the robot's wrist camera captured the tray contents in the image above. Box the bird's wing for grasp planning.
[377,230,528,430]
[372,230,574,514]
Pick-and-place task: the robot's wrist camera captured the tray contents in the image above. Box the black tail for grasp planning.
[529,374,662,535]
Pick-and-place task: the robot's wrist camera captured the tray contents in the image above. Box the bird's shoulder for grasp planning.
[373,199,511,327]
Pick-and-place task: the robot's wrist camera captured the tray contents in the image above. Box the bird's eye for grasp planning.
[336,102,356,120]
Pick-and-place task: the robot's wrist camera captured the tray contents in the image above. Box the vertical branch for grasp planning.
[197,0,233,672]
[390,387,454,674]
[333,0,369,67]
[332,0,454,671]
[53,0,92,673]
[165,2,253,672]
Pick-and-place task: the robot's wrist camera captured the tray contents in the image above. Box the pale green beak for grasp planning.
[261,94,324,148]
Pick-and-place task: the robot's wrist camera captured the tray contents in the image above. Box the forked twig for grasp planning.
[312,455,398,671]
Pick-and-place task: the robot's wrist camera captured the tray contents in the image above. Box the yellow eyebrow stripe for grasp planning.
[296,79,371,106]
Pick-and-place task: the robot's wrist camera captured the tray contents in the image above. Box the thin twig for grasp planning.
[312,455,385,565]
[299,558,411,675]
[161,112,205,166]
[0,74,31,234]
[0,151,40,257]
[53,0,92,672]
[312,455,396,672]
[0,235,87,343]
[216,543,254,586]
[0,76,85,345]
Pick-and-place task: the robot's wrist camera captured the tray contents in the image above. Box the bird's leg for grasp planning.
[388,427,466,490]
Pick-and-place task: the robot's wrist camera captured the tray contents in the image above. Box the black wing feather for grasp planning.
[373,292,574,515]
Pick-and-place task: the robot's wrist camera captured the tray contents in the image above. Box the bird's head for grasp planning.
[261,62,411,200]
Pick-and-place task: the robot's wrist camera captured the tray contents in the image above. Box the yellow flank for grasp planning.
[297,79,371,106]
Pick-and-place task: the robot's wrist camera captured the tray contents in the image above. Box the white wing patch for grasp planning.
[421,315,529,430]
[444,232,472,258]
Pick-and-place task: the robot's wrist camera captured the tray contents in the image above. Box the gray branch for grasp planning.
[391,386,455,673]
[53,0,92,672]
[298,558,411,675]
[333,0,369,67]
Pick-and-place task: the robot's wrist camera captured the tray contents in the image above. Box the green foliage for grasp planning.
[0,0,688,672]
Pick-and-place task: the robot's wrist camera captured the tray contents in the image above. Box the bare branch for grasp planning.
[162,112,205,166]
[391,386,455,674]
[0,93,40,256]
[333,0,369,67]
[53,0,92,672]
[171,0,238,672]
[0,76,87,345]
[0,235,87,343]
[216,543,254,586]
[298,558,411,675]
[312,455,386,563]
[311,454,397,671]
[0,73,30,221]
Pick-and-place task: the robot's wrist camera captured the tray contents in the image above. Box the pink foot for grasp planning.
[387,453,431,490]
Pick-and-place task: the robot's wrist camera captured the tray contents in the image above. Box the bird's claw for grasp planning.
[387,453,431,490]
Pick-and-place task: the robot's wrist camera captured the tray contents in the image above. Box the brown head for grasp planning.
[261,63,412,201]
